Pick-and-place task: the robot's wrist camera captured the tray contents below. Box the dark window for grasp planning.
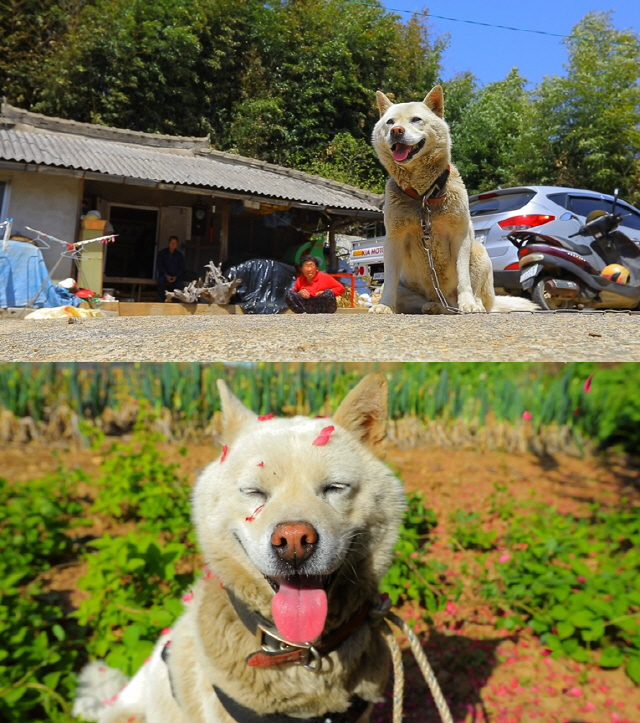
[469,191,535,217]
[106,206,158,278]
[0,181,7,218]
[548,193,640,234]
[566,195,617,219]
[618,202,640,232]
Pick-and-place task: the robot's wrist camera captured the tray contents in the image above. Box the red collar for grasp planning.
[403,164,450,203]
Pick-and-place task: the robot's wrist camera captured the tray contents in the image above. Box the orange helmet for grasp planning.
[601,264,630,284]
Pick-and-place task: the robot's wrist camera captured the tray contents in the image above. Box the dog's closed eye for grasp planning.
[385,118,395,125]
[322,482,350,497]
[240,487,268,502]
[410,116,423,123]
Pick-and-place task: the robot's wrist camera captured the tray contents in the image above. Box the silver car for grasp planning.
[469,186,640,291]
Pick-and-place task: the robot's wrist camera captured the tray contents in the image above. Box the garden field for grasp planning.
[1,363,639,723]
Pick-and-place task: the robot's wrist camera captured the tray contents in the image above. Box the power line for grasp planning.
[349,1,578,41]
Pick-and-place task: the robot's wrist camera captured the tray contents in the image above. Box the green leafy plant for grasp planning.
[450,509,498,551]
[483,503,640,683]
[89,431,192,537]
[381,491,453,612]
[0,474,86,722]
[75,532,194,676]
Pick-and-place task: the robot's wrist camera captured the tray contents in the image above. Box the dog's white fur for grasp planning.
[370,87,537,314]
[73,374,405,723]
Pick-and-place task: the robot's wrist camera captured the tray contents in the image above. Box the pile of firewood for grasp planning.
[165,262,241,304]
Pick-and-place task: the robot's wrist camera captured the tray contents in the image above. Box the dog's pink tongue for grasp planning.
[271,580,328,643]
[392,143,412,161]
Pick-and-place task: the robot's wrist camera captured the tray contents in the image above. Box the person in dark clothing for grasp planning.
[156,236,186,301]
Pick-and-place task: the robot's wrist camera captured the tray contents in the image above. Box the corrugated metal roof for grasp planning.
[0,107,382,214]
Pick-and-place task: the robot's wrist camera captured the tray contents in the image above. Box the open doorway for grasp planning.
[106,205,158,278]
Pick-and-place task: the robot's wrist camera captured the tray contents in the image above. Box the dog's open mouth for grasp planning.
[267,574,333,643]
[391,138,425,163]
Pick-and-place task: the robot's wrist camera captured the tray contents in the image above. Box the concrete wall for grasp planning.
[1,168,83,280]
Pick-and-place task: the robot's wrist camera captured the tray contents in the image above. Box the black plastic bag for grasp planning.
[225,259,296,314]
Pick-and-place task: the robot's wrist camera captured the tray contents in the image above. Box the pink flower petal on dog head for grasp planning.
[312,425,335,446]
[258,413,274,421]
[257,462,264,467]
[220,445,228,463]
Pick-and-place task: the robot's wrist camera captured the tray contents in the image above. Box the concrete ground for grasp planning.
[1,309,639,362]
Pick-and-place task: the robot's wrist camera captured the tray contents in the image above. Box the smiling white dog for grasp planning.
[73,374,405,723]
[371,86,536,314]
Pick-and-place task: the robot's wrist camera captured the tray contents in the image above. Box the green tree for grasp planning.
[451,69,531,194]
[0,0,84,107]
[34,0,258,136]
[224,0,446,185]
[296,132,384,192]
[514,12,640,203]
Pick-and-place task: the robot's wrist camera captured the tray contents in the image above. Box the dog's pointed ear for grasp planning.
[376,91,393,117]
[216,379,257,442]
[423,85,444,118]
[333,373,388,451]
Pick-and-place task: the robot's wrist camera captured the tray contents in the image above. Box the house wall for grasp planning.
[2,168,83,279]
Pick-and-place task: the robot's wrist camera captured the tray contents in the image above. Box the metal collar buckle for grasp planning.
[255,624,331,673]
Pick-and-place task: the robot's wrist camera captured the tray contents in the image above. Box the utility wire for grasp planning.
[348,1,635,44]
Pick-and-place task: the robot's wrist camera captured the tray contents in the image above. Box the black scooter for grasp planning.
[508,193,640,310]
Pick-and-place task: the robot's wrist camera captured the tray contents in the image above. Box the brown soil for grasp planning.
[3,440,640,723]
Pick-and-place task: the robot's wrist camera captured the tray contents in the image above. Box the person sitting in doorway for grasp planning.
[285,256,345,313]
[156,235,186,301]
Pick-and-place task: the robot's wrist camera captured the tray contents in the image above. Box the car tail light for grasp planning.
[497,214,555,231]
[504,262,520,271]
[359,266,364,275]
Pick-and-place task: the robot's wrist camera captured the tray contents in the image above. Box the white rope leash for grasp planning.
[381,610,454,723]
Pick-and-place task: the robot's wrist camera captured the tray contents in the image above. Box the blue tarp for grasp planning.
[0,240,81,309]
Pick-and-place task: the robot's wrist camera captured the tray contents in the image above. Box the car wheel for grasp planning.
[531,278,574,310]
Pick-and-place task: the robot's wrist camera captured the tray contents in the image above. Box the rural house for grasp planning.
[0,103,382,297]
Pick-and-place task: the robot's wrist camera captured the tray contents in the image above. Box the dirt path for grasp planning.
[2,311,640,361]
[4,441,640,722]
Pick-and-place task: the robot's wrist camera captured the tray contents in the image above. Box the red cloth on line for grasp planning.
[292,271,345,296]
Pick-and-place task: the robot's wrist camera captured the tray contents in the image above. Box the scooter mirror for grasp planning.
[560,212,577,221]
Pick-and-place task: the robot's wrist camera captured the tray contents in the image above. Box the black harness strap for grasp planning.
[213,685,369,723]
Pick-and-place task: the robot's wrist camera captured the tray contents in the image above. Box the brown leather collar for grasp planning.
[403,164,450,203]
[224,587,373,669]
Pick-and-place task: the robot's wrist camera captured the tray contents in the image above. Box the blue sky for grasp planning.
[378,1,638,87]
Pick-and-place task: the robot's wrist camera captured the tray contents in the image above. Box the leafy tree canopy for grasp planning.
[0,4,638,200]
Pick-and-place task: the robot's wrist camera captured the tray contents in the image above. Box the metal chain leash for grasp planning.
[419,195,461,315]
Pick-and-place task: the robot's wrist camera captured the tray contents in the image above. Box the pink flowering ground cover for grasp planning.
[375,445,640,723]
[2,438,638,723]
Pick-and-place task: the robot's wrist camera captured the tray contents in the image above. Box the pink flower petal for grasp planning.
[258,413,274,421]
[220,445,228,462]
[583,374,593,394]
[312,425,335,446]
[522,410,533,421]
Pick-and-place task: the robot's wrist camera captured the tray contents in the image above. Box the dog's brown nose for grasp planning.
[271,522,318,564]
[390,125,404,139]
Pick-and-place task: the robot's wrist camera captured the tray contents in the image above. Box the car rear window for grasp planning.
[469,191,535,217]
[548,193,617,219]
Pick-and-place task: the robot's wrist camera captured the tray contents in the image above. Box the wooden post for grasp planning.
[328,222,337,272]
[219,198,229,264]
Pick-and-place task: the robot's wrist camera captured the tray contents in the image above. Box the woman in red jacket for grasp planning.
[285,256,345,313]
